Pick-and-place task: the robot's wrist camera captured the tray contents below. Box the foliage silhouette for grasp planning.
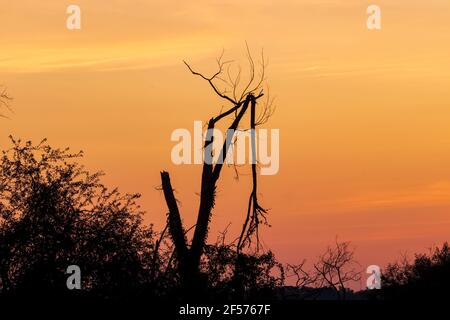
[380,242,450,300]
[0,137,156,299]
[201,243,284,300]
[285,239,361,300]
[0,137,284,301]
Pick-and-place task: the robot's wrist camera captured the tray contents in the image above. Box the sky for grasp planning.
[1,0,450,289]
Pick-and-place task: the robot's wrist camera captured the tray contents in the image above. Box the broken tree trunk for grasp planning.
[160,49,271,295]
[161,95,260,288]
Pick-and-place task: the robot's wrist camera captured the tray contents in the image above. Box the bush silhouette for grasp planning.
[201,243,284,300]
[0,137,155,298]
[381,242,450,300]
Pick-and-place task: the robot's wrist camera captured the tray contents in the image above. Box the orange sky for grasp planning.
[1,0,450,289]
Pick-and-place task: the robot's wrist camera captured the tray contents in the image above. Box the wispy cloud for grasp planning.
[337,181,450,210]
[0,35,228,73]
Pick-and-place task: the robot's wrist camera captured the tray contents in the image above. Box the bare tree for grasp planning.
[0,87,12,118]
[313,239,361,300]
[286,260,317,288]
[160,46,274,292]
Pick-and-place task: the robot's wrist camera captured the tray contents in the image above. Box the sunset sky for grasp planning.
[1,0,450,289]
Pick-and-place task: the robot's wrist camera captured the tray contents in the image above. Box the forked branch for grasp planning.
[0,87,12,118]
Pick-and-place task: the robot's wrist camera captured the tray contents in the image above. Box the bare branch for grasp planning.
[287,260,317,288]
[184,45,267,108]
[312,239,361,300]
[0,87,12,118]
[236,95,268,253]
[183,57,237,105]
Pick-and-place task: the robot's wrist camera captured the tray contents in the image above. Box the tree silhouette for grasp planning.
[198,226,284,300]
[285,239,361,300]
[381,242,450,300]
[0,137,156,298]
[312,239,361,300]
[286,260,316,288]
[0,136,283,301]
[160,46,274,295]
[0,87,12,118]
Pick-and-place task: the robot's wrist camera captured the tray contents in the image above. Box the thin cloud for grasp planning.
[0,35,228,74]
[337,181,450,210]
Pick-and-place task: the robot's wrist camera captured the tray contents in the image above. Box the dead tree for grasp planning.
[313,239,361,300]
[160,47,274,289]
